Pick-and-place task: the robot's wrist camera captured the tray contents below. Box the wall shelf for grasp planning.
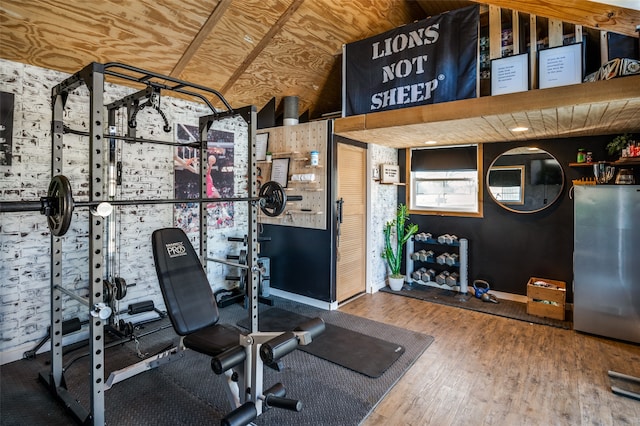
[612,157,640,166]
[375,180,406,186]
[288,210,323,215]
[568,162,601,167]
[570,158,640,168]
[288,188,323,192]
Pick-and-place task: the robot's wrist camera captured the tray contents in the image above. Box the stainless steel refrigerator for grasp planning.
[573,185,640,343]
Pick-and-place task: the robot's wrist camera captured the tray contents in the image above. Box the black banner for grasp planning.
[343,5,478,116]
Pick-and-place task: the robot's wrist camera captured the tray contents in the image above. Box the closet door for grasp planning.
[336,142,366,302]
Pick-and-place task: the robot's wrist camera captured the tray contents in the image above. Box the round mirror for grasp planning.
[487,147,564,213]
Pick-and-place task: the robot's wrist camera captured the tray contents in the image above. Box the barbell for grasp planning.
[0,175,300,236]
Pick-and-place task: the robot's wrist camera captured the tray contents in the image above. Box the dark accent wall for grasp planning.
[257,97,276,130]
[399,134,630,302]
[259,226,335,302]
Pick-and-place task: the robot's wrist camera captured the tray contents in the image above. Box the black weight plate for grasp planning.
[47,175,74,236]
[259,181,287,217]
[114,277,127,300]
[103,280,113,304]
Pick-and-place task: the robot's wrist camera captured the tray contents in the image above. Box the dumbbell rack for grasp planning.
[406,234,469,297]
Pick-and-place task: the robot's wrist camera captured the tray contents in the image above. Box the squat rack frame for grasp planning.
[42,62,260,425]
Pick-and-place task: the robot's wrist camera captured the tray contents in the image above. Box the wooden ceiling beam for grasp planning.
[170,0,232,78]
[220,0,305,95]
[471,0,640,38]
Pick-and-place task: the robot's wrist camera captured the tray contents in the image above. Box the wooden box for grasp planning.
[526,277,566,321]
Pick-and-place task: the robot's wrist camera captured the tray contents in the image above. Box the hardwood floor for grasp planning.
[339,292,640,426]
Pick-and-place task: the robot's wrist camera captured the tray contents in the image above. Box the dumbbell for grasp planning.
[414,232,427,242]
[412,267,427,282]
[423,269,436,281]
[437,234,458,244]
[446,272,459,287]
[481,293,500,304]
[445,253,459,266]
[436,253,450,265]
[436,271,450,286]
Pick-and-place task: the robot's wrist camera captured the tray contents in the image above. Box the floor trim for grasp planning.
[269,288,338,310]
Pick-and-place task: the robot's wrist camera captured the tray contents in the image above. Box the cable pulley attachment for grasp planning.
[128,89,171,133]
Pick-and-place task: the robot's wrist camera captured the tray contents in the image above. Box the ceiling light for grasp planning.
[424,140,437,145]
[510,126,529,132]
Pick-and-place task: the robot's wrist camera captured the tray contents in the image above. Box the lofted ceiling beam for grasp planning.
[170,0,232,78]
[471,0,640,38]
[220,0,305,94]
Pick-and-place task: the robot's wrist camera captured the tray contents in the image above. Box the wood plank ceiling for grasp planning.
[1,0,639,148]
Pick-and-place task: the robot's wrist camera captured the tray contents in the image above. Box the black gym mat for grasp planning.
[238,308,405,378]
[381,283,573,329]
[1,298,434,426]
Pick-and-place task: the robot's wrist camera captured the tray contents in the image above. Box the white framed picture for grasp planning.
[256,132,269,161]
[538,43,583,89]
[270,158,290,188]
[491,53,529,96]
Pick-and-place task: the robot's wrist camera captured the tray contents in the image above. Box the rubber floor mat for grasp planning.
[238,307,405,378]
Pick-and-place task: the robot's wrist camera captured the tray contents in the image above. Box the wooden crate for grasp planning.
[526,277,566,321]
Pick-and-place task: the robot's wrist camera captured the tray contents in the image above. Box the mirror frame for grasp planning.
[487,147,565,214]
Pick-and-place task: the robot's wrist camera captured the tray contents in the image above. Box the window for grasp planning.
[408,145,483,217]
[487,165,524,204]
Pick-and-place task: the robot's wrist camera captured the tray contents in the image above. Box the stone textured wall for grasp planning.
[0,60,249,362]
[0,59,400,363]
[369,144,400,289]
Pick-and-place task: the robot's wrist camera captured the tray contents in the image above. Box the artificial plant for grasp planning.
[382,203,419,278]
[606,133,632,156]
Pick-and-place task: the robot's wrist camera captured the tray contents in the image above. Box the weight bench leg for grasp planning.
[223,369,242,409]
[104,346,183,390]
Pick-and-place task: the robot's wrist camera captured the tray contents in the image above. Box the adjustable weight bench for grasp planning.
[152,227,324,426]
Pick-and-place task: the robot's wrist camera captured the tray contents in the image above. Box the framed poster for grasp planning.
[538,43,583,89]
[491,53,529,95]
[270,158,290,188]
[256,132,269,161]
[0,91,14,165]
